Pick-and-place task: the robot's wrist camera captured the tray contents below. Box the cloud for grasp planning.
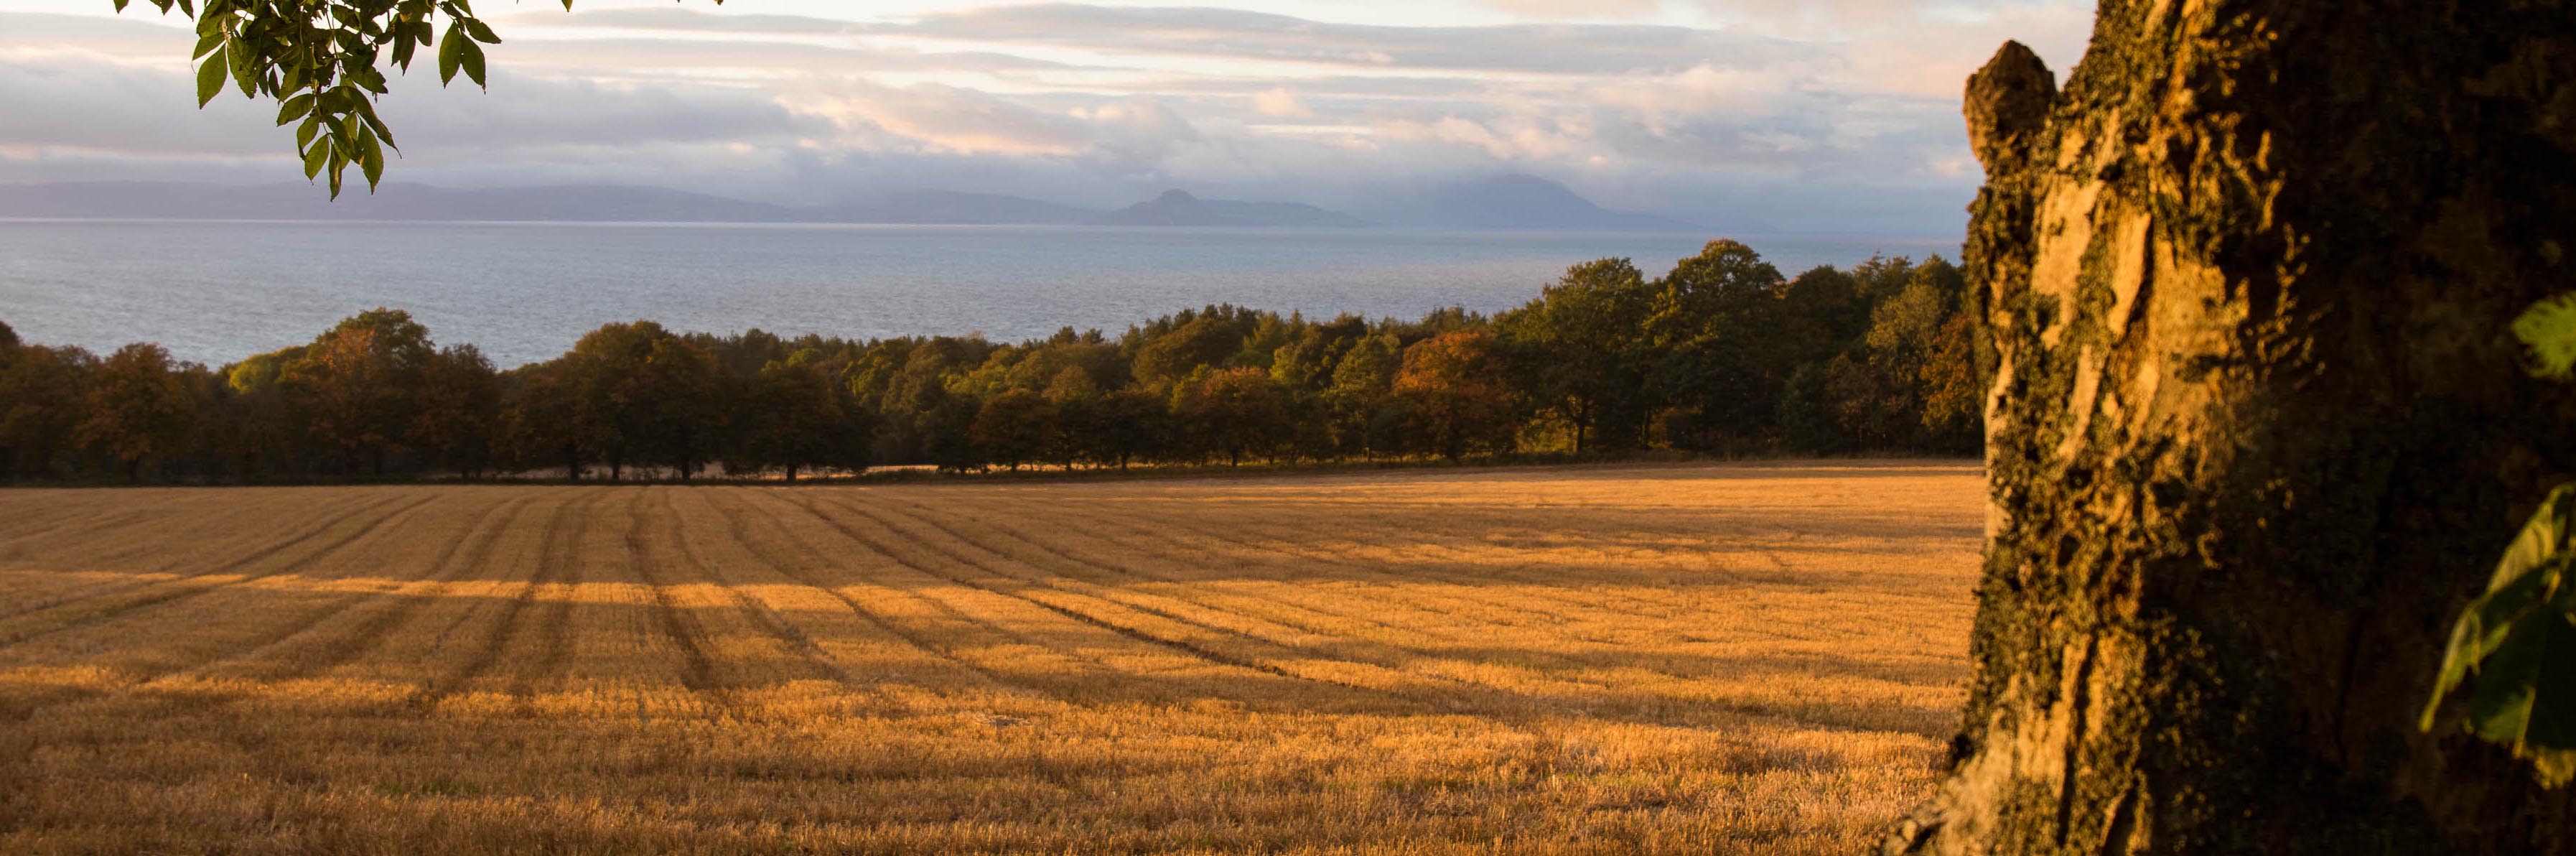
[1253,88,1312,118]
[0,1,2094,236]
[869,4,1810,75]
[793,80,1096,156]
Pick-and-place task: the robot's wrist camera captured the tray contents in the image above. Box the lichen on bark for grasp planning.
[1892,1,2576,852]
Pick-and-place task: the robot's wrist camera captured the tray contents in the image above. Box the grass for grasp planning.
[0,460,1984,855]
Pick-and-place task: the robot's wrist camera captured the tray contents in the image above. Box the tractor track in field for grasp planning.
[0,495,435,650]
[706,488,1045,693]
[793,491,1396,698]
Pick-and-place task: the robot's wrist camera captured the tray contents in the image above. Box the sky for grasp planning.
[0,0,2093,236]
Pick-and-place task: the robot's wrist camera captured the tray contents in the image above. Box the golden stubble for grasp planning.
[0,460,1983,855]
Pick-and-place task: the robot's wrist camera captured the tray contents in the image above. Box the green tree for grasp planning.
[1042,366,1101,470]
[733,353,844,480]
[76,343,199,482]
[1088,388,1170,470]
[1915,312,1987,452]
[1322,333,1401,459]
[1171,366,1283,466]
[636,336,727,479]
[1646,240,1788,450]
[1776,265,1872,362]
[1134,316,1243,388]
[970,388,1058,471]
[1496,258,1655,452]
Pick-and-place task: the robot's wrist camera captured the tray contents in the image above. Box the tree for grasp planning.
[1393,329,1518,462]
[1648,240,1789,450]
[1322,333,1402,459]
[1171,366,1283,466]
[1495,259,1656,452]
[278,308,432,475]
[556,321,727,480]
[76,343,198,481]
[1088,388,1169,470]
[410,343,500,478]
[1133,315,1244,388]
[1914,312,1986,452]
[1890,17,2576,852]
[634,336,727,479]
[0,333,94,480]
[499,363,584,479]
[732,353,844,480]
[970,388,1058,471]
[119,0,713,196]
[1042,366,1101,470]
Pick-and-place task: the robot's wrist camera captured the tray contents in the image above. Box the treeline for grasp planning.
[0,240,1987,483]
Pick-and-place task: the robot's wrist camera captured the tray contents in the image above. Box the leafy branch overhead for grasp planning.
[2423,297,2576,786]
[115,0,717,198]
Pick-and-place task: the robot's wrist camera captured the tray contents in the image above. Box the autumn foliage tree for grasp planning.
[278,309,433,475]
[75,343,197,482]
[1394,330,1519,462]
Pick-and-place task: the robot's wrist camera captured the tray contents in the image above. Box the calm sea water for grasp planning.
[0,220,1959,368]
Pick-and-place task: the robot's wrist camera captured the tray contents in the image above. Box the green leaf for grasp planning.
[359,129,385,189]
[437,27,464,85]
[195,47,226,107]
[2427,483,2576,786]
[274,93,314,127]
[356,103,398,150]
[2514,293,2576,380]
[459,38,487,89]
[191,30,223,60]
[462,17,500,45]
[226,32,256,98]
[302,141,330,180]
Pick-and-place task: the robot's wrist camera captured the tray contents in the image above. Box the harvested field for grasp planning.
[0,460,1984,855]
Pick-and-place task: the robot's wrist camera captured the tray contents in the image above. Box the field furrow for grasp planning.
[0,493,416,628]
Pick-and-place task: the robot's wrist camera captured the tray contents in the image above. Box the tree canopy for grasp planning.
[1,241,1986,483]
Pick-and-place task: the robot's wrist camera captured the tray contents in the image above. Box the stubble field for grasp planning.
[0,461,1983,855]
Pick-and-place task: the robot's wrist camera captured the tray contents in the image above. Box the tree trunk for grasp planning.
[1893,5,2576,853]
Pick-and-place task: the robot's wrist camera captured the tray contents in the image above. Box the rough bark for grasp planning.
[1892,1,2576,852]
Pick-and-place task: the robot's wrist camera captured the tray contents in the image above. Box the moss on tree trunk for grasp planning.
[1893,1,2576,852]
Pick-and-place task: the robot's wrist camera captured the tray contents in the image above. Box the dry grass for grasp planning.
[0,460,1984,855]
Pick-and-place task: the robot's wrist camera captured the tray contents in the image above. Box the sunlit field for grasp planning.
[0,461,1982,855]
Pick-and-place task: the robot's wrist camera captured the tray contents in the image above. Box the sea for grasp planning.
[0,220,1960,369]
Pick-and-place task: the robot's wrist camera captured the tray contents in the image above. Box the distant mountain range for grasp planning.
[817,190,1099,226]
[1366,174,1725,233]
[1101,190,1376,228]
[0,175,1753,233]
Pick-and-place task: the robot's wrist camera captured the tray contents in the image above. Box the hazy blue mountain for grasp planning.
[1098,190,1376,228]
[818,190,1101,225]
[1370,174,1765,234]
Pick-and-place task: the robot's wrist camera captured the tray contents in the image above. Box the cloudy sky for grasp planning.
[0,0,2091,236]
